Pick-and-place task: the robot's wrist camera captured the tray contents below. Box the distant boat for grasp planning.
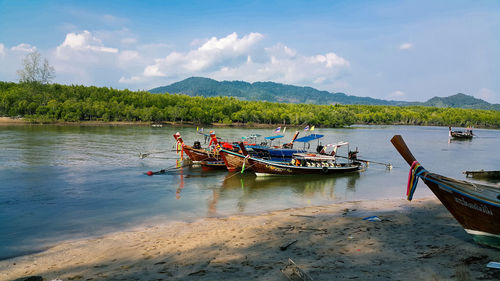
[449,126,474,139]
[391,135,500,249]
[464,170,500,181]
[238,142,362,176]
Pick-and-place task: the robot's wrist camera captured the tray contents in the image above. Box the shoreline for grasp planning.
[2,197,500,281]
[1,117,498,130]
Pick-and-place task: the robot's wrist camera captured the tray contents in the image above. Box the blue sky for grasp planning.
[1,0,499,103]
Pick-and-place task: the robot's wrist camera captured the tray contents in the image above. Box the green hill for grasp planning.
[150,77,500,111]
[422,93,500,110]
[150,77,406,106]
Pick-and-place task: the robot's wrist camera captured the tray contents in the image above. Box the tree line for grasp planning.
[0,81,499,128]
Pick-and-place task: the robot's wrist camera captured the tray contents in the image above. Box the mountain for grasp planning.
[150,77,407,106]
[422,93,500,110]
[150,77,500,110]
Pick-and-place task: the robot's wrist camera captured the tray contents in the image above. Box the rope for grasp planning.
[146,161,193,175]
[407,161,427,201]
[223,162,258,181]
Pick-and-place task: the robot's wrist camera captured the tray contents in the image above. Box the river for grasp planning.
[0,125,498,259]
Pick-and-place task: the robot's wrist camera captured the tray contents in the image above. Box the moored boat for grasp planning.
[219,145,306,172]
[238,142,362,176]
[219,131,312,172]
[464,170,500,181]
[449,126,474,139]
[173,132,221,163]
[391,135,500,249]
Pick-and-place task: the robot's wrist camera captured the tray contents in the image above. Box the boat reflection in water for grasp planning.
[205,172,361,214]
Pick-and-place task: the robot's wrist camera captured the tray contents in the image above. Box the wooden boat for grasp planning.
[391,135,500,249]
[219,131,310,172]
[464,170,500,181]
[200,160,227,170]
[173,132,221,163]
[449,126,474,139]
[219,149,252,172]
[238,142,362,176]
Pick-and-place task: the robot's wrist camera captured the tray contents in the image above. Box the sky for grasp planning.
[1,0,499,103]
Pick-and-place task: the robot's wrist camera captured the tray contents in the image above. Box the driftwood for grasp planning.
[280,240,298,251]
[281,258,314,281]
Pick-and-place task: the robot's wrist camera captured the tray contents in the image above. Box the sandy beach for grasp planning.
[1,197,500,281]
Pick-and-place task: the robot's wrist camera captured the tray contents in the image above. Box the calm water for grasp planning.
[1,125,499,259]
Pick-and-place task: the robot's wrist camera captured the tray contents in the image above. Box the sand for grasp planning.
[2,197,500,281]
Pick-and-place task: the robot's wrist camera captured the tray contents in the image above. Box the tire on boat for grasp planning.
[322,166,328,173]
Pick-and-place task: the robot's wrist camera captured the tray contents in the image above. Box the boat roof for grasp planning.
[323,141,349,147]
[293,153,336,160]
[242,134,262,140]
[265,135,284,140]
[294,134,324,143]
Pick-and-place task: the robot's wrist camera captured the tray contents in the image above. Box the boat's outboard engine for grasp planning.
[316,145,324,154]
[193,141,201,149]
[348,148,359,160]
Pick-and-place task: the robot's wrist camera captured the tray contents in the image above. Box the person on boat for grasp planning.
[349,149,359,160]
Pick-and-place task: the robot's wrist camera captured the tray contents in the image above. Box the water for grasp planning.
[0,125,498,259]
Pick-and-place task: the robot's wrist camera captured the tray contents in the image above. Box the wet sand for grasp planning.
[1,197,500,281]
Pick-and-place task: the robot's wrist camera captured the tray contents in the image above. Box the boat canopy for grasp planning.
[265,135,284,140]
[242,134,262,140]
[294,134,324,143]
[323,141,349,148]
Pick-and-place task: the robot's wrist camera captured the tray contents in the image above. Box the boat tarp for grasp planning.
[265,135,284,140]
[294,134,324,143]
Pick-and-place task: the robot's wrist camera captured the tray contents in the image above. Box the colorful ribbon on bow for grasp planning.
[176,140,184,160]
[407,161,427,201]
[241,155,251,173]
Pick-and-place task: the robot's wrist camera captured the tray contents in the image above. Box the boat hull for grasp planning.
[249,158,362,176]
[450,131,473,139]
[464,170,500,180]
[183,145,220,162]
[422,173,500,249]
[220,150,252,172]
[200,160,227,170]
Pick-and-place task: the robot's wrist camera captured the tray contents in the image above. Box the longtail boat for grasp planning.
[464,170,500,181]
[391,135,500,249]
[173,132,221,163]
[219,149,252,172]
[449,126,474,139]
[238,142,362,176]
[219,131,308,172]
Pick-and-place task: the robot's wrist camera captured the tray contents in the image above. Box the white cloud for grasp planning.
[209,43,349,86]
[0,43,4,57]
[310,53,349,68]
[476,88,498,103]
[119,75,142,83]
[388,90,406,99]
[399,43,413,50]
[121,37,137,45]
[120,32,350,90]
[50,30,123,86]
[118,50,139,62]
[138,32,264,77]
[56,30,118,58]
[11,43,37,53]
